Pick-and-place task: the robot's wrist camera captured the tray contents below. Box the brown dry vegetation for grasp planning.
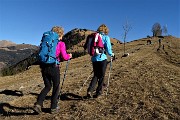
[0,36,179,120]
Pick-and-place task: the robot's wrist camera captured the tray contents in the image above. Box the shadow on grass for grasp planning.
[0,90,23,96]
[60,92,83,101]
[29,92,51,100]
[0,103,39,116]
[30,92,83,101]
[0,103,51,116]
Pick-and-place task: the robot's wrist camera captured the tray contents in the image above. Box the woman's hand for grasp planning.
[69,53,72,58]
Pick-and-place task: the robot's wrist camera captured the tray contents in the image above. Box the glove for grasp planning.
[111,53,114,57]
[111,53,115,61]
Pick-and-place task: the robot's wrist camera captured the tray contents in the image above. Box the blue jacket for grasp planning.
[91,32,113,62]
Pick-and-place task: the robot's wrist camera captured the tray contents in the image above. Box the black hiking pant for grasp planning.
[35,63,60,109]
[87,59,107,96]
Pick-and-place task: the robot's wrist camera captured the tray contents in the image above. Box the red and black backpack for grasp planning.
[84,32,104,56]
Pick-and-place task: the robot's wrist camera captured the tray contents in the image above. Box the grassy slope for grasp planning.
[0,36,179,120]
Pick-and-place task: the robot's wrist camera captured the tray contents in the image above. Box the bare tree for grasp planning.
[162,24,168,36]
[122,19,132,55]
[152,22,162,37]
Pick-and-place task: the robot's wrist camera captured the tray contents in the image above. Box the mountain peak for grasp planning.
[0,40,16,47]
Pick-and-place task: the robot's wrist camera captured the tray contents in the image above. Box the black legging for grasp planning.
[36,63,60,109]
[87,59,107,95]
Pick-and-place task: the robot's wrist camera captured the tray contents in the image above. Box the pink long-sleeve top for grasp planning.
[56,41,70,62]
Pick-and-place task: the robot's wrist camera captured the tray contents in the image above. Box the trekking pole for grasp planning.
[106,58,113,96]
[77,70,93,94]
[58,60,70,100]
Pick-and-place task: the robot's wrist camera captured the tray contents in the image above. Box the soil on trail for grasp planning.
[0,36,179,120]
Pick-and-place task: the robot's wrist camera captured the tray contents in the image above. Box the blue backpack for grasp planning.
[38,31,59,64]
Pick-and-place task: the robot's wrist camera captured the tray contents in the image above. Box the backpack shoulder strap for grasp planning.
[84,33,95,50]
[94,33,100,42]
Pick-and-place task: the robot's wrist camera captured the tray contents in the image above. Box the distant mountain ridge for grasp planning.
[0,41,39,72]
[0,40,16,47]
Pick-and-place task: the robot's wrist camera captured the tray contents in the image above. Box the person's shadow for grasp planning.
[30,92,84,101]
[0,90,86,116]
[0,90,23,96]
[0,103,38,116]
[60,92,83,101]
[0,89,42,116]
[0,90,84,116]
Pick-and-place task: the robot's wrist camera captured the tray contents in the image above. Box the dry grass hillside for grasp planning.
[0,36,179,120]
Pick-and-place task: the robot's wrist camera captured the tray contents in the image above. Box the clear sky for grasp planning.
[0,0,179,45]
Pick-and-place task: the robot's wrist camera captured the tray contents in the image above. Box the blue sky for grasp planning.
[0,0,179,45]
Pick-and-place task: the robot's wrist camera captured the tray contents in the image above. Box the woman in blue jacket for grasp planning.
[86,24,114,98]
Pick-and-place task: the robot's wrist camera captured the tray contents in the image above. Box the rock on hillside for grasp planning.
[63,28,94,49]
[63,28,121,48]
[63,28,121,56]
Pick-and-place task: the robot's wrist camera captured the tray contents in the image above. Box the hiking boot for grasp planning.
[51,106,60,114]
[87,92,93,98]
[102,84,107,91]
[33,104,42,114]
[94,92,102,99]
